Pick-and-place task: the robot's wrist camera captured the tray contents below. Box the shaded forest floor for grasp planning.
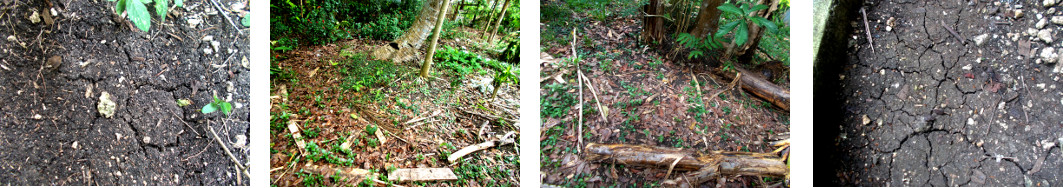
[539,0,790,187]
[270,26,520,186]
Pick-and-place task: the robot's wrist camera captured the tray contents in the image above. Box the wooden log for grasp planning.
[387,168,459,182]
[583,143,787,178]
[718,67,790,111]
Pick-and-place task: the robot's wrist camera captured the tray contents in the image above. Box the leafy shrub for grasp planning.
[270,0,421,45]
[336,53,396,93]
[715,2,778,47]
[676,32,722,59]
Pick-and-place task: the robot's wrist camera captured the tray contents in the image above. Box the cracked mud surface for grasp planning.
[0,0,249,185]
[823,0,1063,186]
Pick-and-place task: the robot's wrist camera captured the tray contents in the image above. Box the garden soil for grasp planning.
[823,0,1063,186]
[0,0,250,185]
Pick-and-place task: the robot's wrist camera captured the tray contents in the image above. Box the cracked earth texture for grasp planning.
[0,0,249,185]
[822,0,1063,186]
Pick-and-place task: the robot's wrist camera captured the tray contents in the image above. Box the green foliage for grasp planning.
[201,95,232,116]
[716,2,778,47]
[434,46,510,81]
[492,64,519,89]
[541,83,577,118]
[305,142,354,166]
[270,0,421,45]
[109,0,177,32]
[336,53,396,94]
[242,13,251,27]
[365,124,378,135]
[297,171,326,187]
[676,33,723,59]
[500,36,520,63]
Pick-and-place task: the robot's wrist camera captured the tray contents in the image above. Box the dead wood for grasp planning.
[584,143,787,186]
[388,168,459,182]
[716,67,789,111]
[448,131,516,163]
[301,164,377,185]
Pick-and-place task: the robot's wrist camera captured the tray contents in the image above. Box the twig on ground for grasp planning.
[170,111,201,136]
[207,120,250,180]
[940,20,966,44]
[209,0,244,36]
[578,70,607,121]
[861,8,874,52]
[404,110,441,125]
[447,131,517,163]
[706,72,742,104]
[572,28,584,151]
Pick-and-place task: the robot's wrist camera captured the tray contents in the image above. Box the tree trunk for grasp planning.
[469,0,482,27]
[641,0,664,42]
[421,0,451,77]
[689,0,724,38]
[370,0,445,63]
[479,0,498,38]
[486,0,511,44]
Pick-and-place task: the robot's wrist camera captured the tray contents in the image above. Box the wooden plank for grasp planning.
[387,168,458,182]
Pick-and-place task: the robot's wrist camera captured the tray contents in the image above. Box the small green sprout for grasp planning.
[176,99,192,107]
[201,95,232,116]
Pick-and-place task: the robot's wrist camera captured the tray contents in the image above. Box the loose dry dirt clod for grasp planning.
[97,92,116,118]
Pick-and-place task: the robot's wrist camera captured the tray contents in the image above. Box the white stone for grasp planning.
[1037,18,1048,29]
[1039,29,1055,43]
[1046,0,1059,7]
[974,34,990,46]
[1042,47,1059,63]
[1053,16,1063,25]
[28,10,39,23]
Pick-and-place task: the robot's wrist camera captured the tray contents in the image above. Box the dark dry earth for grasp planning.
[0,0,249,185]
[825,0,1063,186]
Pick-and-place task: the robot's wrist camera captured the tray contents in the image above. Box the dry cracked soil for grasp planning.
[820,0,1063,186]
[0,0,250,185]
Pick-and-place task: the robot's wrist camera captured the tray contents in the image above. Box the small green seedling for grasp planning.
[108,0,184,32]
[491,64,519,99]
[201,95,232,116]
[241,13,251,27]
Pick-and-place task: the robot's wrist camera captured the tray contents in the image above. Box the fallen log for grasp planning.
[717,67,789,111]
[584,143,787,186]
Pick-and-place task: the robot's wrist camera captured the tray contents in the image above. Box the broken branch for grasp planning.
[584,143,787,186]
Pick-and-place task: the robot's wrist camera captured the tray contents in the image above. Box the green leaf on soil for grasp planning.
[242,13,251,27]
[126,0,151,32]
[155,0,168,22]
[116,0,127,14]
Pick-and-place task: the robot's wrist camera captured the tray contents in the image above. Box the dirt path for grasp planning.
[826,0,1063,186]
[0,0,249,185]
